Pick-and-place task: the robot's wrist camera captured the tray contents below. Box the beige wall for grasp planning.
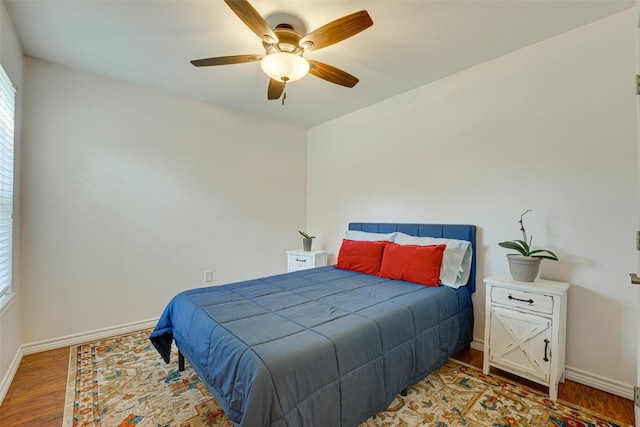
[0,0,22,403]
[307,10,638,395]
[19,58,307,345]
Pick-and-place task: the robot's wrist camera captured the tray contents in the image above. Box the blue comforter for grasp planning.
[150,266,473,427]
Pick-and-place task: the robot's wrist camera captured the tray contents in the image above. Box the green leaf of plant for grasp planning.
[529,249,559,261]
[514,240,530,253]
[498,241,528,256]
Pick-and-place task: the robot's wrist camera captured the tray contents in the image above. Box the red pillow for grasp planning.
[379,243,446,287]
[334,239,388,274]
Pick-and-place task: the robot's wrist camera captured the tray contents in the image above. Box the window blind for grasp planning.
[0,65,15,299]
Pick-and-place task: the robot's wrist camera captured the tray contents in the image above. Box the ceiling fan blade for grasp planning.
[190,54,261,67]
[308,60,359,88]
[300,10,373,51]
[268,79,285,100]
[224,0,278,44]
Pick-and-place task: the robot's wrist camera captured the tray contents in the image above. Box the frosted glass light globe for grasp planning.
[260,52,309,82]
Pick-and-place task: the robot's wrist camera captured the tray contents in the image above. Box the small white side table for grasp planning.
[483,275,569,401]
[286,249,328,272]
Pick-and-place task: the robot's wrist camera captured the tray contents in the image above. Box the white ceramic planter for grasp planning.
[506,255,541,282]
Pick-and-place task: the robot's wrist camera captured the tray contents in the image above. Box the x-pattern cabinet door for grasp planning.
[489,305,552,383]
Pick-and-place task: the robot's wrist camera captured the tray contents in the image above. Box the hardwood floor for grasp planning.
[0,347,69,426]
[0,345,634,426]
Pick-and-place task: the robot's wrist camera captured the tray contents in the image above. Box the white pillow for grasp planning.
[394,232,472,288]
[345,230,397,242]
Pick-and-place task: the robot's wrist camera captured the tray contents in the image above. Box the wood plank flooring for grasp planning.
[0,345,634,426]
[0,346,69,426]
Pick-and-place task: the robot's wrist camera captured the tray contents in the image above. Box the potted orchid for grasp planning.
[499,210,558,282]
[299,231,315,251]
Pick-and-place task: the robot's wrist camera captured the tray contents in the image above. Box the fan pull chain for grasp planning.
[282,80,287,105]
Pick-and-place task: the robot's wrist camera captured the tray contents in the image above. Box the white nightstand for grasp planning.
[483,275,569,401]
[286,249,328,272]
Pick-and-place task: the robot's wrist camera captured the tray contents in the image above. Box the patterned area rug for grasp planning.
[63,329,631,427]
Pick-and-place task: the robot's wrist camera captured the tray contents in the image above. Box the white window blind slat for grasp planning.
[0,64,15,299]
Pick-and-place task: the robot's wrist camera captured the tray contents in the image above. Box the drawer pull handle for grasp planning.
[508,295,534,304]
[543,339,550,362]
[295,258,307,262]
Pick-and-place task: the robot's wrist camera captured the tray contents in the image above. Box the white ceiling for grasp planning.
[4,0,634,128]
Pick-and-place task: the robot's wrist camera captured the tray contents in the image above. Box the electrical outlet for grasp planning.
[204,270,213,282]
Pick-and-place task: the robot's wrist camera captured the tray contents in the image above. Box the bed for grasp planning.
[150,222,476,426]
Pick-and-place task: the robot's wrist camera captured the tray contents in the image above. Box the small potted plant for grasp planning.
[499,210,558,282]
[299,231,316,251]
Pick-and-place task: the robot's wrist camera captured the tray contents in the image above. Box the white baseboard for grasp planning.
[469,338,634,400]
[470,338,484,352]
[0,344,22,404]
[564,366,634,400]
[22,318,159,355]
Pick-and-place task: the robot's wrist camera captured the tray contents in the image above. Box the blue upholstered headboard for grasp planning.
[348,223,477,293]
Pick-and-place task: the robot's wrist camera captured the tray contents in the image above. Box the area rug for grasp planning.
[63,329,631,427]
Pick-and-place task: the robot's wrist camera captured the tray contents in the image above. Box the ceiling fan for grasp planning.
[191,0,374,103]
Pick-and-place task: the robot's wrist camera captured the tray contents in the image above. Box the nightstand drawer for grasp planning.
[491,287,553,315]
[289,254,314,267]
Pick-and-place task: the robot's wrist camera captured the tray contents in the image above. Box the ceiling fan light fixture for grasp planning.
[260,52,309,83]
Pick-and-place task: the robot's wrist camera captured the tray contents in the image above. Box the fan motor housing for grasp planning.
[264,24,305,55]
